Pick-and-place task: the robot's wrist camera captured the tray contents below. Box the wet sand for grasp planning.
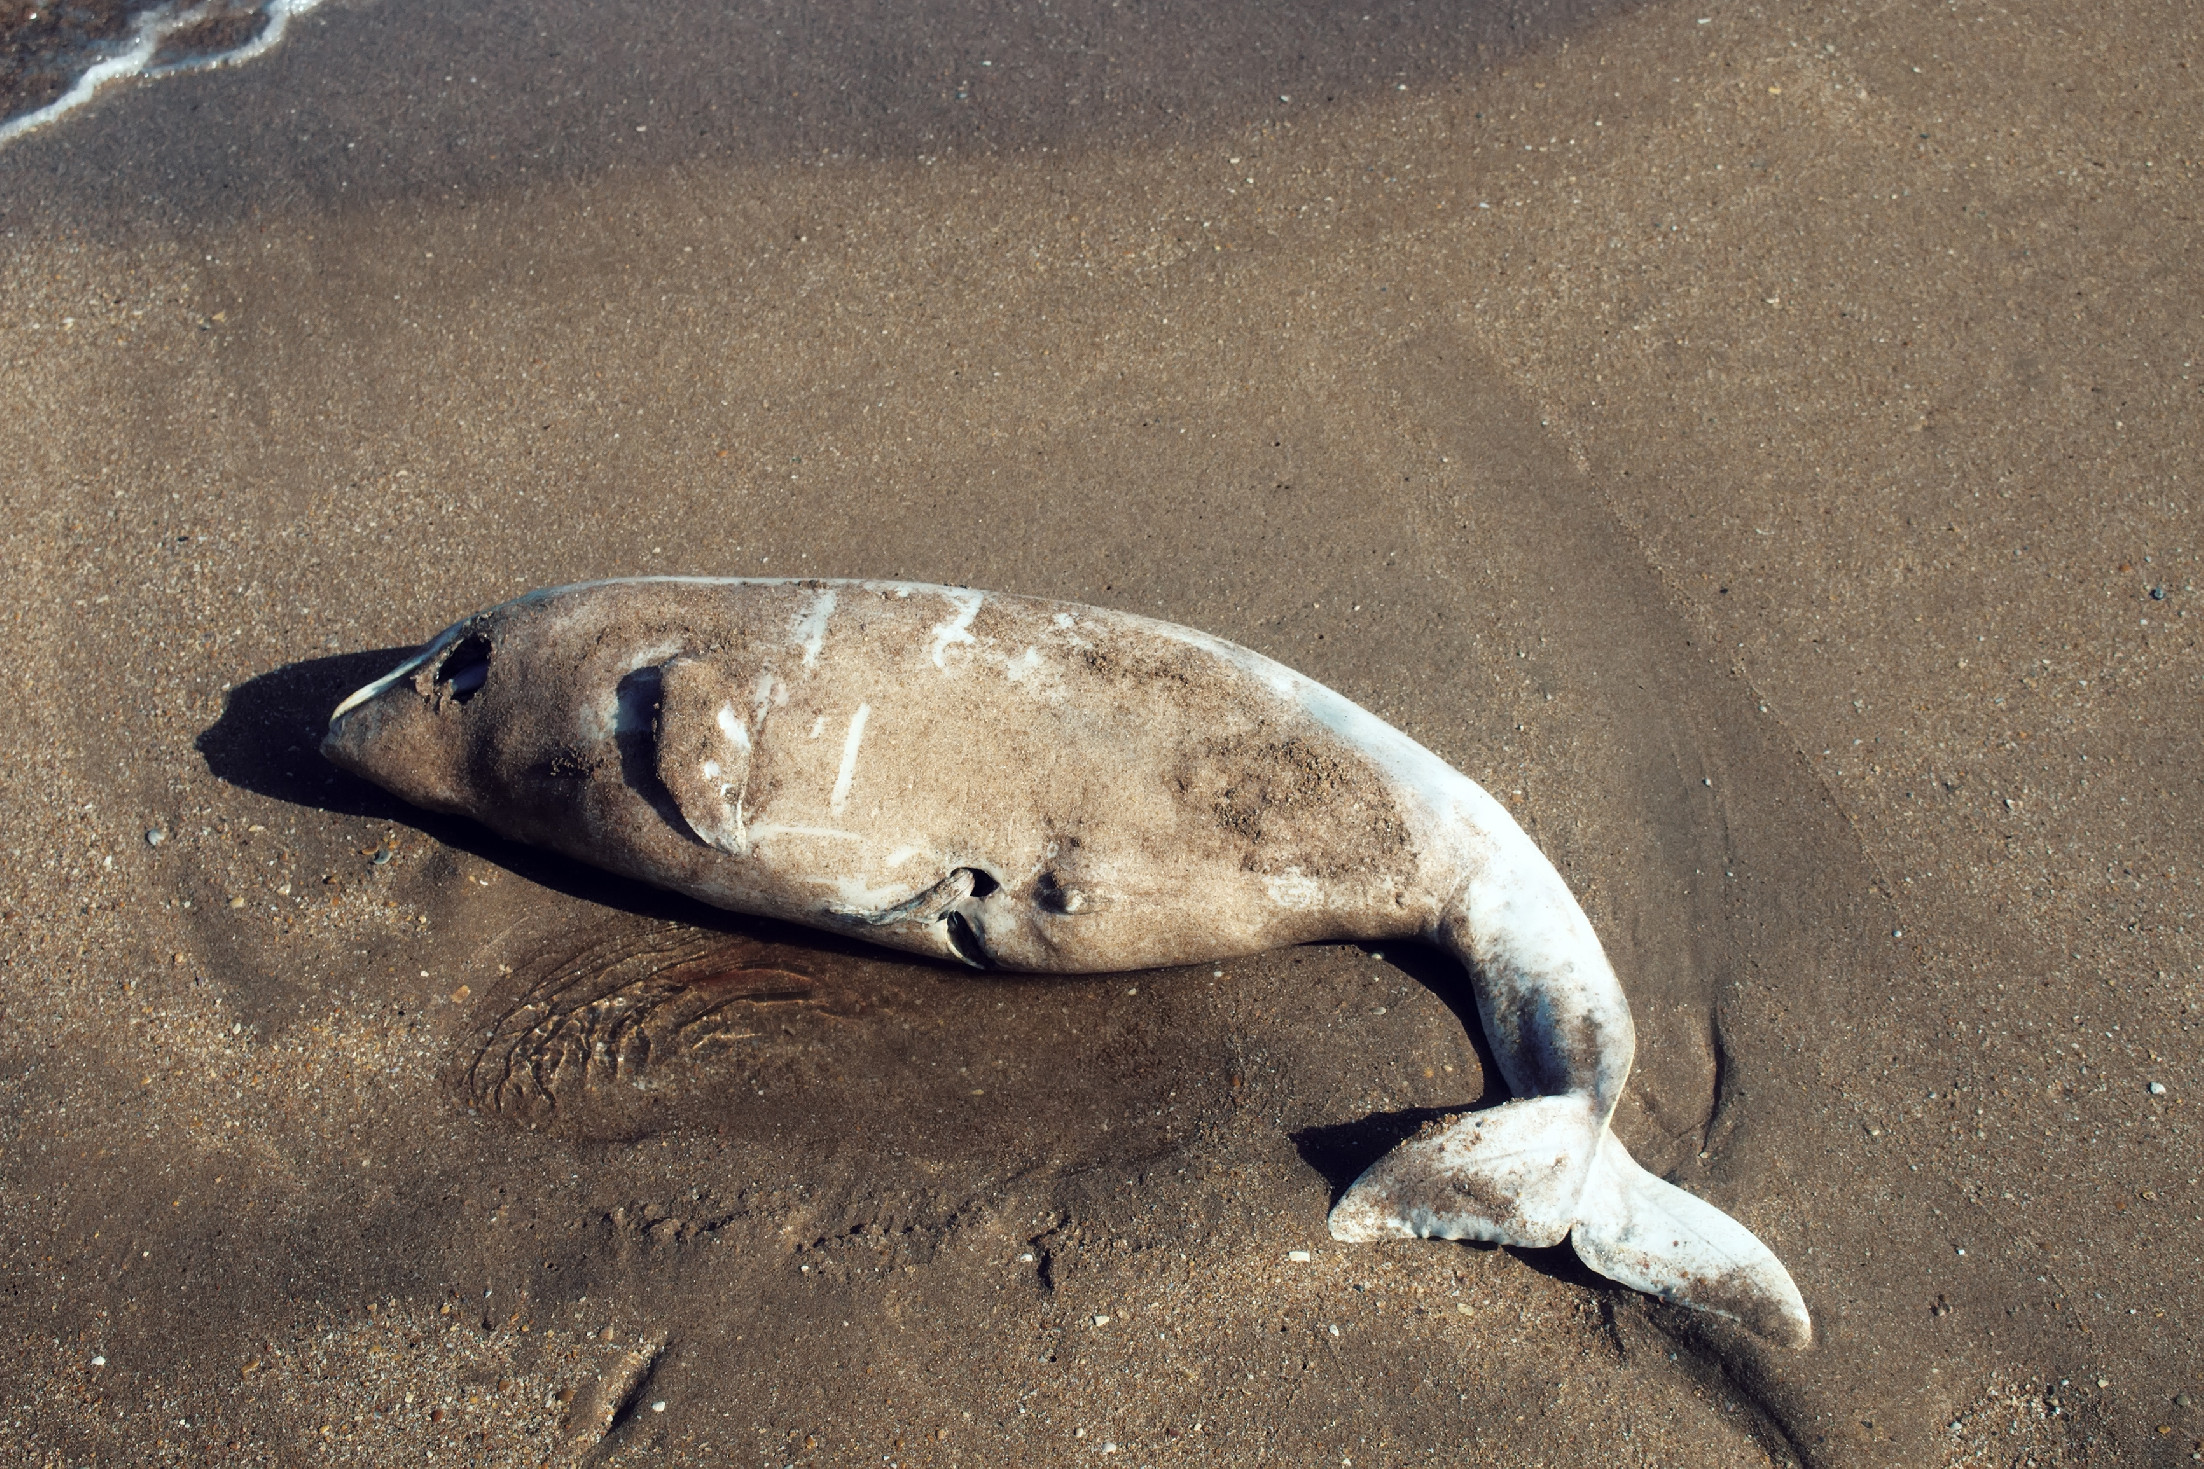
[1,0,2197,1463]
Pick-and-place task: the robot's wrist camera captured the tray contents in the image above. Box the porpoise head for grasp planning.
[321,616,506,817]
[320,587,697,869]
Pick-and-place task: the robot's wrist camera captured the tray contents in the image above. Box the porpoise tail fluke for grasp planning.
[1326,780,1811,1348]
[1328,1109,1809,1346]
[1571,1130,1812,1347]
[1326,1096,1598,1249]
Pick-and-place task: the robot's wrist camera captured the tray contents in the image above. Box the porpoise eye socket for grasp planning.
[433,635,492,704]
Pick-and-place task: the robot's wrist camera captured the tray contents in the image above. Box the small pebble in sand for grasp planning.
[1288,1250,1312,1262]
[144,828,166,846]
[1093,1315,1110,1327]
[2148,1081,2168,1096]
[652,1400,666,1413]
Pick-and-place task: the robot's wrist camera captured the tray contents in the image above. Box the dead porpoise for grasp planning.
[323,577,1811,1346]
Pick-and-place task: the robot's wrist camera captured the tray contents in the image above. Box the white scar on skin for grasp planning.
[928,589,986,669]
[830,703,872,813]
[751,671,782,729]
[792,589,837,668]
[716,703,750,753]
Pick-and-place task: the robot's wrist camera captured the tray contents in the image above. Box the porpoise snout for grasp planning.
[321,631,485,814]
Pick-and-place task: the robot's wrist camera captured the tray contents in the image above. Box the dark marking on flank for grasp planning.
[1033,870,1087,914]
[1179,730,1409,877]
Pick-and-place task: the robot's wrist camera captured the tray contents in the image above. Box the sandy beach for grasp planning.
[1,0,2197,1462]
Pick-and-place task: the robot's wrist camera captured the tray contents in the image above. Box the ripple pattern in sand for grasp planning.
[461,922,855,1123]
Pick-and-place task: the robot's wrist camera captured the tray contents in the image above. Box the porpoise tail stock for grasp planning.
[1320,764,1811,1346]
[321,577,1811,1346]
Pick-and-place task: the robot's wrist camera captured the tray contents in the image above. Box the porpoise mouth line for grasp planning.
[328,624,472,722]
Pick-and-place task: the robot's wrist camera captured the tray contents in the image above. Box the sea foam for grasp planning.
[0,0,328,147]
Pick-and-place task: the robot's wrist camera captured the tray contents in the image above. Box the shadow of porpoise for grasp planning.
[191,644,616,901]
[195,647,422,820]
[1291,1106,1459,1205]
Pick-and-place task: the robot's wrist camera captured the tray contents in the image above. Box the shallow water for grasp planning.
[0,0,328,144]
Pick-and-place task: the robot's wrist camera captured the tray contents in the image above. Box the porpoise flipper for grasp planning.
[844,867,977,928]
[829,867,991,968]
[1571,1130,1812,1347]
[654,657,754,855]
